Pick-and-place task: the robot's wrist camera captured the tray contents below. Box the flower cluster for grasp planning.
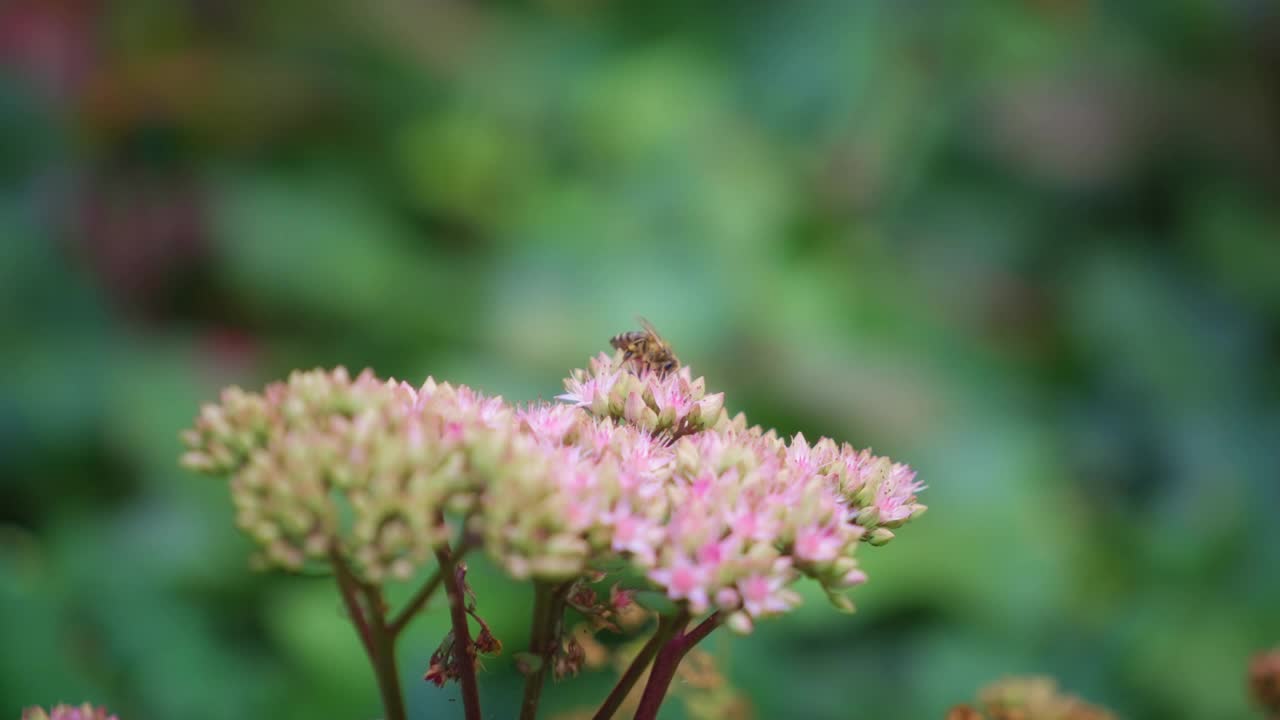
[21,706,118,720]
[558,353,725,438]
[480,353,923,631]
[480,406,671,580]
[181,368,510,582]
[633,415,922,631]
[947,677,1116,720]
[182,346,925,632]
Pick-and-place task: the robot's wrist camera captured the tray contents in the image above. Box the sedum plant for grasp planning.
[177,329,926,720]
[21,706,118,720]
[946,677,1117,720]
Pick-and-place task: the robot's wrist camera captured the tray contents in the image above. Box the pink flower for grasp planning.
[518,403,580,445]
[605,505,663,564]
[651,374,695,417]
[787,433,818,477]
[475,396,509,428]
[648,555,712,613]
[579,417,617,453]
[876,463,923,523]
[696,535,741,567]
[723,502,780,544]
[738,572,794,617]
[617,434,668,486]
[688,469,718,501]
[715,587,740,609]
[624,391,649,424]
[839,446,877,494]
[443,421,465,442]
[794,524,842,563]
[556,356,619,409]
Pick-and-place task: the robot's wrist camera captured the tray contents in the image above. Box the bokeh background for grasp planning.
[3,1,1279,718]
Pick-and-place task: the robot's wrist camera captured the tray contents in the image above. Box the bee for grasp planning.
[610,317,680,375]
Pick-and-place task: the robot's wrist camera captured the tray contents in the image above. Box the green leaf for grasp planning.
[631,590,678,614]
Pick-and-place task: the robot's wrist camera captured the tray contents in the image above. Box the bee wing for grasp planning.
[637,316,663,340]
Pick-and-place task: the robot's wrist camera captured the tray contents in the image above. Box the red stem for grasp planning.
[436,545,483,720]
[683,611,723,647]
[591,614,682,720]
[330,549,406,720]
[632,611,721,720]
[361,584,408,720]
[330,549,374,658]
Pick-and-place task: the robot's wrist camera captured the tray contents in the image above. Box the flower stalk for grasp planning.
[362,584,409,720]
[519,581,573,720]
[592,613,683,720]
[331,548,374,658]
[180,336,927,719]
[436,544,483,720]
[633,611,721,720]
[331,548,407,720]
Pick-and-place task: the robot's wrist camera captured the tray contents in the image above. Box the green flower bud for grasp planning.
[867,528,895,546]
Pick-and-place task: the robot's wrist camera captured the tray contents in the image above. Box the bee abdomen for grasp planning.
[610,332,645,350]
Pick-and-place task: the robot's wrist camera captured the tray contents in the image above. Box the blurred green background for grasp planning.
[3,1,1279,718]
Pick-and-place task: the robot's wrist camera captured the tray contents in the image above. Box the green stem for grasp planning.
[519,583,555,720]
[519,581,572,720]
[591,614,682,720]
[436,545,482,720]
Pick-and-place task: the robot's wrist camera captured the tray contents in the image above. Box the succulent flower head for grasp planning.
[182,367,510,583]
[182,347,926,633]
[21,705,118,720]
